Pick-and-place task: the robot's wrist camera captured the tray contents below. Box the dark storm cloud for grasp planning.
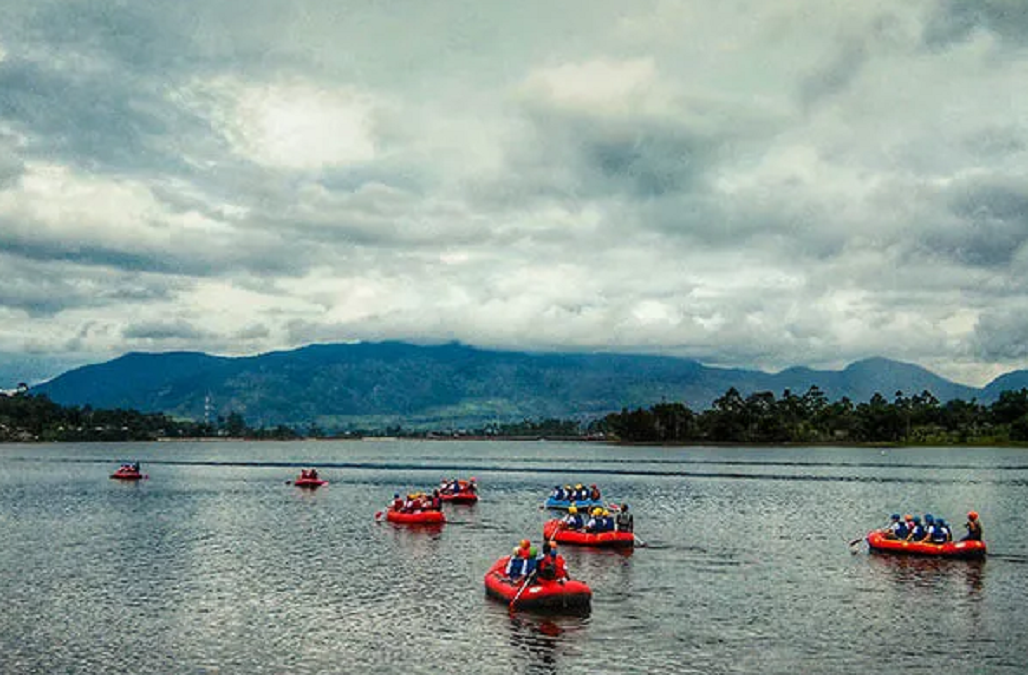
[924,0,1028,47]
[972,309,1028,360]
[0,254,180,316]
[122,319,213,341]
[924,178,1028,267]
[0,55,229,182]
[798,39,868,110]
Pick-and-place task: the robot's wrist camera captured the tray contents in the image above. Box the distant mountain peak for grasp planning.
[31,340,989,430]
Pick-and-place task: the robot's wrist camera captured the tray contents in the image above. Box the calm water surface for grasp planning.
[2,441,1027,674]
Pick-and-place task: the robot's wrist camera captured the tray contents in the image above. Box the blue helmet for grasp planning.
[394,493,400,498]
[890,514,901,520]
[924,514,934,524]
[936,518,947,527]
[913,515,921,523]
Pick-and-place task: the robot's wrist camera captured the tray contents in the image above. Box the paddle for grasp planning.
[633,534,647,548]
[848,536,865,547]
[509,571,537,610]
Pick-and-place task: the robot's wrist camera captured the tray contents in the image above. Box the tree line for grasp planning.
[0,393,298,442]
[6,386,1028,445]
[590,386,1028,444]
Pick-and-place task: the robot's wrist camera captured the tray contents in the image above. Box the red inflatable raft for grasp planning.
[440,480,478,504]
[441,490,478,504]
[866,531,986,559]
[484,556,591,613]
[110,468,146,481]
[542,519,635,548]
[293,477,328,488]
[383,509,446,525]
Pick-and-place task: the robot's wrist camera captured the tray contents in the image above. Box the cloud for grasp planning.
[122,319,213,341]
[177,77,378,170]
[0,0,1027,389]
[924,0,1028,47]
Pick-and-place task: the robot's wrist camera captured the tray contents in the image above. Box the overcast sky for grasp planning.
[1,0,1027,387]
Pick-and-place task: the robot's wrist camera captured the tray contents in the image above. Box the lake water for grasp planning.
[1,440,1026,674]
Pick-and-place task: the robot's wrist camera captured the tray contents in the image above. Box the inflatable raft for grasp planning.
[866,531,986,559]
[384,509,446,525]
[543,497,603,511]
[293,477,328,488]
[483,556,591,613]
[441,490,478,504]
[542,519,635,548]
[440,479,478,503]
[110,468,146,481]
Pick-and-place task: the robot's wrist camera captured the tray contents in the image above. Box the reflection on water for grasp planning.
[505,613,591,674]
[1,441,1027,673]
[868,553,986,597]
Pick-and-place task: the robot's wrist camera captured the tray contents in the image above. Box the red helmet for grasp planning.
[968,511,979,520]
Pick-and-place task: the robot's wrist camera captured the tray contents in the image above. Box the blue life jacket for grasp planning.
[506,556,525,578]
[909,525,924,539]
[568,514,583,529]
[524,556,537,575]
[895,523,909,538]
[930,526,948,543]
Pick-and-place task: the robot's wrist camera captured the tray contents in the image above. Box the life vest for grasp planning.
[554,555,568,579]
[590,488,601,500]
[506,556,525,578]
[616,512,633,532]
[537,556,556,580]
[929,525,947,543]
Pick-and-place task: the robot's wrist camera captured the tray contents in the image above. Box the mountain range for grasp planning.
[30,341,1028,431]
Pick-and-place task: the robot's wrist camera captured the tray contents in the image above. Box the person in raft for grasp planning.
[916,514,939,544]
[615,503,634,533]
[506,546,528,581]
[391,493,404,511]
[586,508,614,533]
[562,505,584,530]
[904,515,924,542]
[429,489,442,510]
[536,541,569,582]
[506,540,535,581]
[589,484,601,501]
[468,477,478,493]
[962,511,983,541]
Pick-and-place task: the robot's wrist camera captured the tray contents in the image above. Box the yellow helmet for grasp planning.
[576,484,583,489]
[592,507,603,516]
[602,509,610,516]
[568,506,577,514]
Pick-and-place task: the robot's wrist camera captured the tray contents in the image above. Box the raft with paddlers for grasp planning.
[865,531,986,559]
[440,478,478,504]
[542,519,635,548]
[293,476,328,488]
[110,464,147,480]
[483,556,591,613]
[543,497,604,511]
[293,469,327,488]
[382,509,446,525]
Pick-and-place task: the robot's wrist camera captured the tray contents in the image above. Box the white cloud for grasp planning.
[178,77,378,170]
